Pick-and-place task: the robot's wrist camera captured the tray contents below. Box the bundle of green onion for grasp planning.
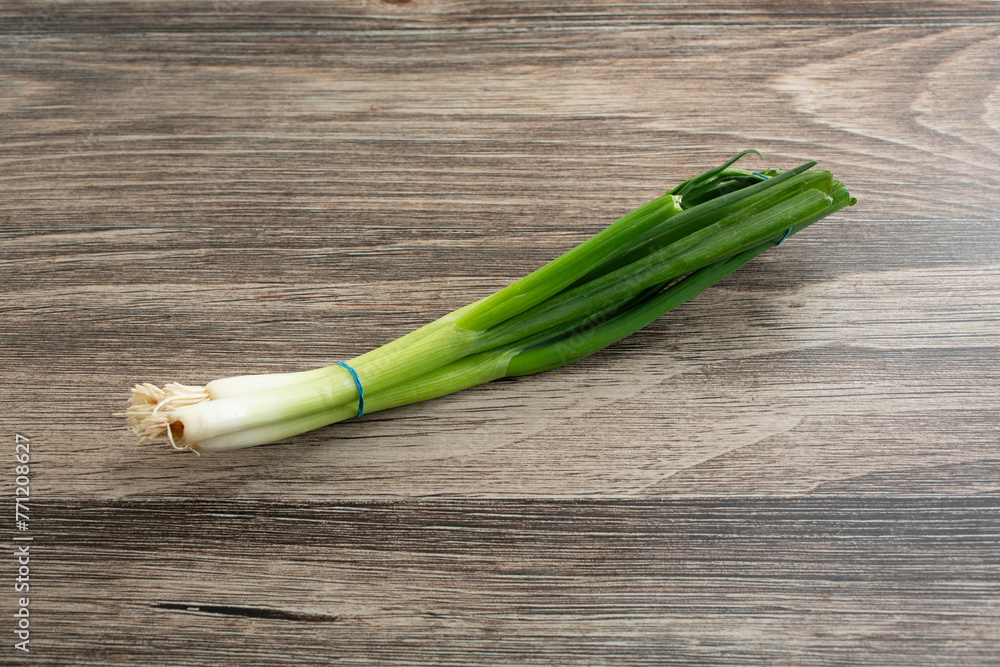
[122,151,854,453]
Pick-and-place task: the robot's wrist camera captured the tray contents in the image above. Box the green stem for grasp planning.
[504,243,774,376]
[569,165,827,288]
[454,192,685,332]
[479,185,837,353]
[193,240,780,452]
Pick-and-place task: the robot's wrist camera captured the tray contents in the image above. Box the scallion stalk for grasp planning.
[120,152,855,454]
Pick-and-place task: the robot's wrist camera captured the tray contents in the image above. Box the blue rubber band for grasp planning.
[752,172,770,179]
[336,361,365,418]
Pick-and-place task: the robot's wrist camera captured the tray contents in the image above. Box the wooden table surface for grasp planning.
[3,1,999,664]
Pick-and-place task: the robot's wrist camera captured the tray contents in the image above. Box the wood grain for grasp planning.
[1,0,998,663]
[38,499,1000,666]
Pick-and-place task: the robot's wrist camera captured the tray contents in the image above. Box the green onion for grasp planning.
[120,152,855,454]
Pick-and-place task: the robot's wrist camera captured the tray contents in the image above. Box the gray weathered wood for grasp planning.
[1,1,998,664]
[34,498,1000,666]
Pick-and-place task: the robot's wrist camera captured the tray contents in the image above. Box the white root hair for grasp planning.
[118,382,209,451]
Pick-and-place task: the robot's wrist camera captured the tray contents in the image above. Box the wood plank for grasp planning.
[33,498,1000,666]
